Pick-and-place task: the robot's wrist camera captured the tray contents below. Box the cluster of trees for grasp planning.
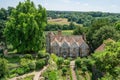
[1,0,47,54]
[0,0,48,79]
[73,18,120,51]
[47,11,120,27]
[45,22,76,31]
[75,40,120,79]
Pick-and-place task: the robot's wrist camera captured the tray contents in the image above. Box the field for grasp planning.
[48,18,70,25]
[45,30,73,36]
[48,18,81,26]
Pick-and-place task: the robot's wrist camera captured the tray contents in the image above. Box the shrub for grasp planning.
[75,58,81,68]
[37,52,49,59]
[62,67,67,75]
[0,58,8,79]
[28,62,36,71]
[16,67,25,75]
[56,57,64,69]
[20,58,31,73]
[51,54,58,62]
[24,54,33,59]
[64,60,70,65]
[36,59,45,70]
[81,65,87,73]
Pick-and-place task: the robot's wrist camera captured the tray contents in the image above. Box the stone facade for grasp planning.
[46,31,89,58]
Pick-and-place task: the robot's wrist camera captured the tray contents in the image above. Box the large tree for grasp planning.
[92,26,120,49]
[92,41,120,79]
[4,0,47,53]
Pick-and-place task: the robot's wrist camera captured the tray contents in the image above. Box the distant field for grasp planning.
[48,18,70,25]
[45,30,73,36]
[48,18,81,26]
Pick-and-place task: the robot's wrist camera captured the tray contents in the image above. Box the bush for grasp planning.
[37,52,49,59]
[81,65,87,73]
[24,54,33,59]
[36,59,45,70]
[62,67,67,75]
[75,58,81,68]
[56,57,64,69]
[28,62,36,71]
[0,58,8,79]
[20,58,31,73]
[51,54,58,62]
[16,67,25,75]
[64,60,70,65]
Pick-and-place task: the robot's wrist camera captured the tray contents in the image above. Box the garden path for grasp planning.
[70,61,77,80]
[9,65,48,80]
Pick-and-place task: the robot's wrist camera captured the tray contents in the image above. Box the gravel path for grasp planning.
[70,61,77,80]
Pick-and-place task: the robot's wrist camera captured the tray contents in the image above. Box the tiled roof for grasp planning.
[50,32,85,46]
[95,38,114,52]
[95,44,105,52]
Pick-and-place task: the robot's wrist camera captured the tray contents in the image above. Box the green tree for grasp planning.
[4,0,47,53]
[92,26,120,49]
[0,58,8,79]
[69,22,75,30]
[92,41,120,79]
[86,18,112,50]
[73,26,85,35]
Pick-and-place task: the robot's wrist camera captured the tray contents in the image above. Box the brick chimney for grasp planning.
[58,30,62,36]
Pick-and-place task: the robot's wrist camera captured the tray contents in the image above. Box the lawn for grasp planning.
[45,30,73,36]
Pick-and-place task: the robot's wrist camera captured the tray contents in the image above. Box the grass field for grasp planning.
[45,30,73,36]
[48,18,81,26]
[48,18,70,25]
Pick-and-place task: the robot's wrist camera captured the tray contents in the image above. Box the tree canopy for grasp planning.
[92,41,120,79]
[4,0,47,53]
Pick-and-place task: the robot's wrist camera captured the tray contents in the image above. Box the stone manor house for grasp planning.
[46,31,89,58]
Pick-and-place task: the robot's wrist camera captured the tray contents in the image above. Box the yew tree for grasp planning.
[4,0,47,53]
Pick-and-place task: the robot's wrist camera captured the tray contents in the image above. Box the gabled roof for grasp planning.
[95,38,114,52]
[95,44,105,52]
[49,31,87,47]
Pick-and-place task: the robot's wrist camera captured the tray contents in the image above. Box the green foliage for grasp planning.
[37,51,49,58]
[64,59,70,65]
[91,26,120,49]
[0,58,8,79]
[56,57,64,69]
[48,70,58,80]
[69,22,76,30]
[24,54,33,59]
[4,0,47,53]
[51,53,58,62]
[115,21,120,31]
[36,59,45,70]
[73,26,85,35]
[92,41,120,79]
[86,18,120,50]
[62,67,67,75]
[75,57,81,68]
[16,67,25,75]
[28,61,36,70]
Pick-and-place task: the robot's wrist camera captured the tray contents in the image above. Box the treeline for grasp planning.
[45,22,76,31]
[47,11,120,27]
[73,18,120,51]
